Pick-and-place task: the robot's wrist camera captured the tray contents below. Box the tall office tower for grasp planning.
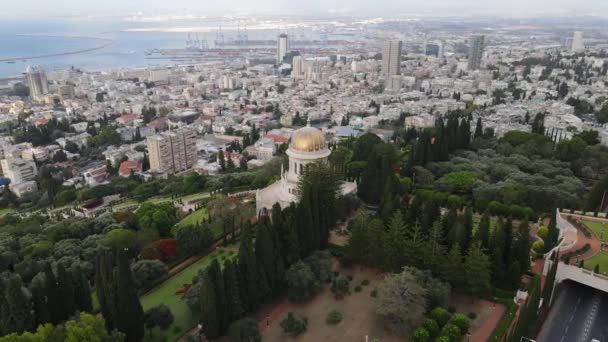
[25,66,49,99]
[571,31,584,52]
[146,128,196,174]
[292,56,304,78]
[467,35,485,70]
[438,41,445,58]
[382,40,402,76]
[422,34,428,55]
[277,33,289,64]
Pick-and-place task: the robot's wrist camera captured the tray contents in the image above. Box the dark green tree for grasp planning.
[531,113,545,135]
[255,217,285,294]
[442,245,466,290]
[57,264,77,318]
[29,275,50,326]
[72,264,93,313]
[218,149,226,171]
[207,260,228,332]
[44,264,63,324]
[358,143,397,205]
[115,251,144,342]
[461,207,474,253]
[464,243,492,297]
[238,223,268,312]
[229,318,261,342]
[541,253,559,307]
[474,118,483,138]
[475,212,491,249]
[200,268,221,338]
[96,250,144,342]
[2,274,35,335]
[223,260,244,321]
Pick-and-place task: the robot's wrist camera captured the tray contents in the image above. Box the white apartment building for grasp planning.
[146,128,197,174]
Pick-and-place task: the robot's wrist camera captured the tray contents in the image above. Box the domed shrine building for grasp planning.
[255,123,357,214]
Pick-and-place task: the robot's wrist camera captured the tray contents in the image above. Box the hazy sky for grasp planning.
[4,0,608,17]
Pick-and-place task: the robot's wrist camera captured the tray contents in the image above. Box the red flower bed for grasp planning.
[140,239,177,262]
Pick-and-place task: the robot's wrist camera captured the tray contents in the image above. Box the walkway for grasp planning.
[469,299,507,342]
[559,226,602,261]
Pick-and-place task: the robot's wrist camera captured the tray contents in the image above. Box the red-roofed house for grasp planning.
[116,114,138,125]
[118,160,143,177]
[264,134,289,144]
[34,117,49,127]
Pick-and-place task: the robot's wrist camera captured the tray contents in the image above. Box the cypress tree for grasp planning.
[223,260,244,321]
[503,217,514,267]
[95,251,118,333]
[271,203,289,263]
[378,177,397,223]
[115,251,144,342]
[461,118,471,149]
[384,211,409,271]
[461,207,474,253]
[475,211,491,249]
[474,118,483,138]
[442,244,466,290]
[464,243,492,297]
[96,250,144,342]
[407,195,424,224]
[546,211,560,250]
[425,221,447,274]
[218,149,226,171]
[44,264,63,324]
[358,143,397,204]
[255,217,285,294]
[237,223,263,312]
[4,274,35,335]
[0,277,9,335]
[541,253,559,306]
[296,198,315,257]
[29,276,50,326]
[513,220,531,274]
[489,218,507,285]
[200,270,220,338]
[208,260,228,332]
[57,263,77,318]
[283,204,301,266]
[421,200,440,236]
[72,264,93,313]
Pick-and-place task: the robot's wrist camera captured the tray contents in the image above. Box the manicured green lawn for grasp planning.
[181,192,211,202]
[582,220,608,241]
[140,248,237,341]
[584,252,608,274]
[148,192,211,205]
[177,208,209,228]
[0,208,15,217]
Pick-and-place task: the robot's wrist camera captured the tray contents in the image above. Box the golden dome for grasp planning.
[289,126,327,153]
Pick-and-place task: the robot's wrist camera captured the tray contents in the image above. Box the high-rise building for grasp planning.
[438,41,445,58]
[571,31,584,52]
[25,66,49,99]
[422,34,428,55]
[146,128,196,174]
[382,40,402,76]
[277,33,289,64]
[292,56,304,78]
[467,35,485,70]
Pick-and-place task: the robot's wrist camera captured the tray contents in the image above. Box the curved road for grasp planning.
[537,281,608,342]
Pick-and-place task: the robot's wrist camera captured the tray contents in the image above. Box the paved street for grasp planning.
[537,281,608,342]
